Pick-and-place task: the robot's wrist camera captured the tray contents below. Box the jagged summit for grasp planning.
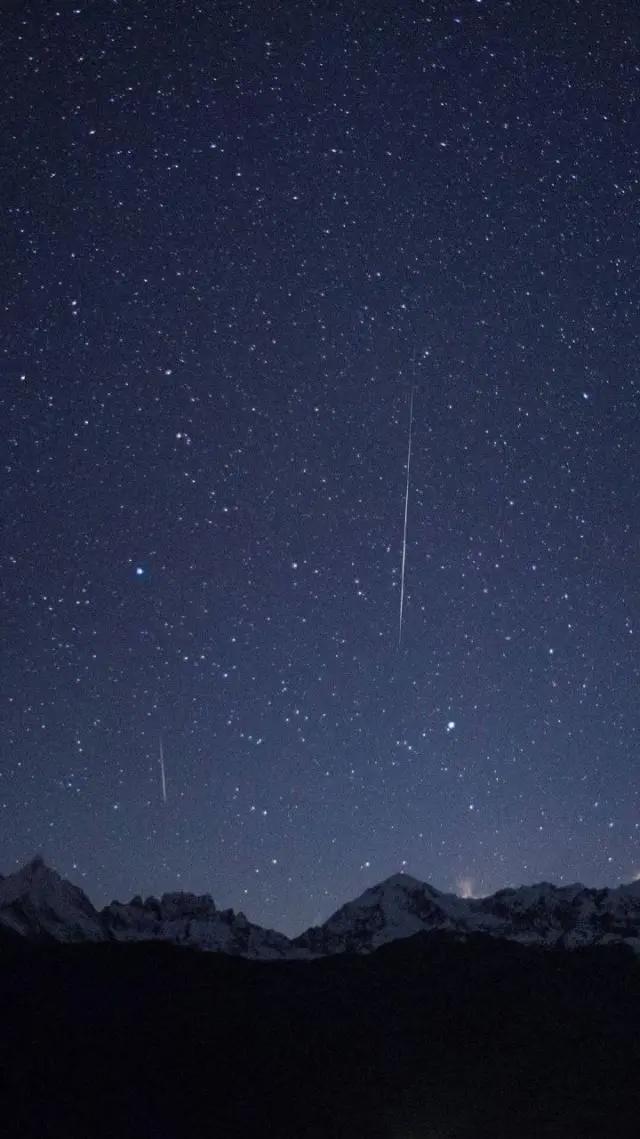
[0,855,104,942]
[0,858,293,958]
[102,889,292,957]
[1,858,640,957]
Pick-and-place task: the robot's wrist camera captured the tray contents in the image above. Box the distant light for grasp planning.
[135,567,144,576]
[446,720,456,732]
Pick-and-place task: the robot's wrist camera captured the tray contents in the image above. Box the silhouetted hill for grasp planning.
[1,930,639,1138]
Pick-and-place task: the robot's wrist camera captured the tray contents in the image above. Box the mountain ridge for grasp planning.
[1,856,639,957]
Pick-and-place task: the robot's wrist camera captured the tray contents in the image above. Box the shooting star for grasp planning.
[398,384,415,648]
[158,734,167,804]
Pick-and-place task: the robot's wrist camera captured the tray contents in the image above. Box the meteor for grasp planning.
[398,385,415,648]
[158,735,167,804]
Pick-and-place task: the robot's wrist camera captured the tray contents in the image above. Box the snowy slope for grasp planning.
[292,874,470,955]
[470,881,640,949]
[102,892,294,958]
[294,874,640,955]
[0,856,105,942]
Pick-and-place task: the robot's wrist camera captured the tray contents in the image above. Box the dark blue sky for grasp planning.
[2,0,639,934]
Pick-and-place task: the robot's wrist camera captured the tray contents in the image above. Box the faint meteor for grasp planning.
[398,384,415,648]
[158,735,167,804]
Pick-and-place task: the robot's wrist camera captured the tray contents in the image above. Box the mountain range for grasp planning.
[2,856,639,956]
[3,858,640,1137]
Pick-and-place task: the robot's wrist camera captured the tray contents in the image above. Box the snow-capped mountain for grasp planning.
[474,879,640,950]
[293,874,640,955]
[292,874,470,955]
[2,858,640,956]
[0,858,291,957]
[102,892,293,958]
[0,856,105,942]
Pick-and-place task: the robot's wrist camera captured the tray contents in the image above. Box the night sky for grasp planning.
[2,1,639,935]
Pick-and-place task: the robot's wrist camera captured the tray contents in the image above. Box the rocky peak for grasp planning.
[0,856,104,941]
[101,888,292,958]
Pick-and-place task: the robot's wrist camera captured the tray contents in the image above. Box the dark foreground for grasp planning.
[1,927,639,1138]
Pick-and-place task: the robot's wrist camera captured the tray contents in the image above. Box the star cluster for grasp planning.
[2,1,638,933]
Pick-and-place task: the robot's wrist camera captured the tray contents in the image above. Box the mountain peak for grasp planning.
[292,872,467,955]
[0,855,65,901]
[17,853,51,881]
[0,857,104,941]
[371,872,432,891]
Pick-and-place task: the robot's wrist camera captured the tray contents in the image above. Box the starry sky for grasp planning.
[2,0,639,935]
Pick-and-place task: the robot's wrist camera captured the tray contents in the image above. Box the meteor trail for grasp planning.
[398,385,415,648]
[158,735,167,804]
